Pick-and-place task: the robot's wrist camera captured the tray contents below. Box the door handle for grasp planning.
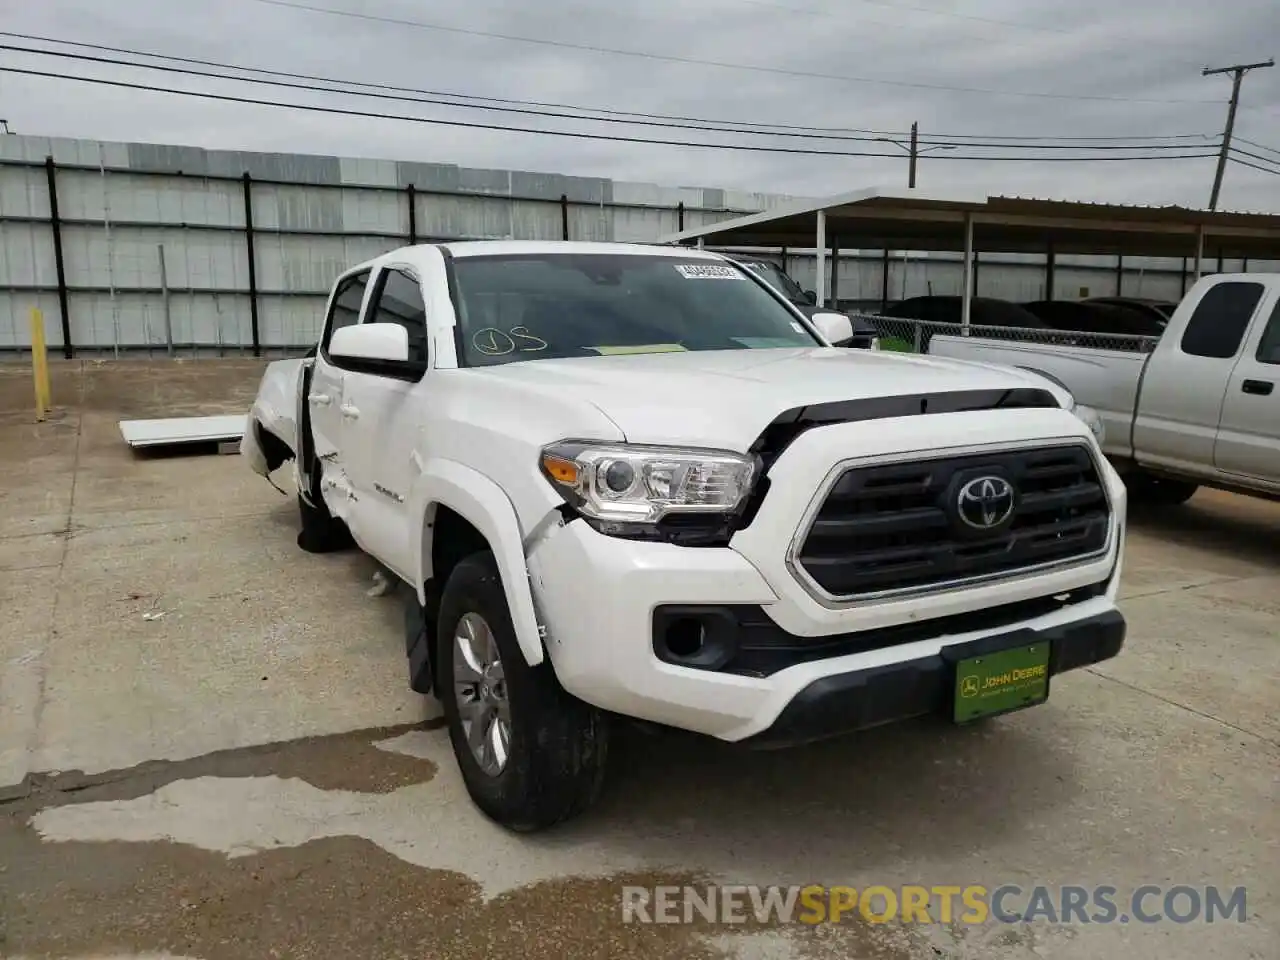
[340,402,361,420]
[1241,379,1274,396]
[310,393,332,406]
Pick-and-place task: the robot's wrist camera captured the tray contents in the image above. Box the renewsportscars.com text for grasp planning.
[621,884,1248,926]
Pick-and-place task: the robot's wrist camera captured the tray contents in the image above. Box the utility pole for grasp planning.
[908,121,918,189]
[1203,58,1274,211]
[877,122,950,187]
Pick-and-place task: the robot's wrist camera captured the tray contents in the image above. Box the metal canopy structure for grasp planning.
[655,185,1280,328]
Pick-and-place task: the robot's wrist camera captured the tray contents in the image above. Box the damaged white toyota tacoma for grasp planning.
[242,240,1127,831]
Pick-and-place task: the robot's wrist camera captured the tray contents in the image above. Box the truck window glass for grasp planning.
[449,253,819,367]
[370,269,430,364]
[744,260,806,302]
[1255,298,1280,365]
[1179,281,1264,359]
[323,270,371,351]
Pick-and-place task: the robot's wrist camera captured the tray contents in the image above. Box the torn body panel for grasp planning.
[243,358,306,477]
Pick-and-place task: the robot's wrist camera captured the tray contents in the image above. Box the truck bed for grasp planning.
[927,335,1148,459]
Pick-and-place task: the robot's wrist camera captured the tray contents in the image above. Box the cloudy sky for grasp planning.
[2,0,1278,210]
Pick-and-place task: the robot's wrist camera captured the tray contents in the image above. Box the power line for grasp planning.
[1229,154,1280,176]
[0,65,1224,164]
[883,130,1214,143]
[699,0,1003,44]
[730,0,1228,74]
[0,32,1218,144]
[0,29,890,138]
[1234,136,1280,160]
[0,42,888,145]
[244,0,1226,107]
[0,42,1219,153]
[427,0,1212,77]
[668,0,1060,45]
[1230,146,1280,167]
[846,0,1070,34]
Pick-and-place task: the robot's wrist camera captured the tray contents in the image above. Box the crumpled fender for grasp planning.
[239,416,270,476]
[408,458,545,667]
[257,359,305,450]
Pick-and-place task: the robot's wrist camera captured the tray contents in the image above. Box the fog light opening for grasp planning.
[664,617,706,659]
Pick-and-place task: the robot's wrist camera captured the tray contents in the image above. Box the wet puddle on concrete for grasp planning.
[2,723,1003,960]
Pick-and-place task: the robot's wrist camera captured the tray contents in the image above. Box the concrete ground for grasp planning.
[0,358,1276,960]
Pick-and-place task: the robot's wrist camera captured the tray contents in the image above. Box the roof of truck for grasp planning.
[440,240,726,259]
[344,240,731,275]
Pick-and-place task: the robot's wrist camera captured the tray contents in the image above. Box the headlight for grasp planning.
[1071,402,1106,445]
[540,441,756,524]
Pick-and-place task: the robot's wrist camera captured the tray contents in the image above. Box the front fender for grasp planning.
[249,358,305,457]
[408,459,545,667]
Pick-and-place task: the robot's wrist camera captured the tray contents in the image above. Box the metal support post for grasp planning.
[407,184,418,245]
[960,212,974,335]
[44,156,73,358]
[242,173,262,358]
[815,210,827,307]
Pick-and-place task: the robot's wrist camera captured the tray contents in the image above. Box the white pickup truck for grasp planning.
[242,241,1127,831]
[930,273,1280,506]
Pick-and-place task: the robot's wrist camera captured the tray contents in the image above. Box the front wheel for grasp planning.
[437,550,609,831]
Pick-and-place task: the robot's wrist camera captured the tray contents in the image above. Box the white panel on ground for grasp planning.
[119,415,247,449]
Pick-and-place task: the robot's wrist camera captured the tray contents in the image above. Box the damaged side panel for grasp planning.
[242,357,307,478]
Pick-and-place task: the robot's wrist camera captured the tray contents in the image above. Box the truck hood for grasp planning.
[468,347,1069,451]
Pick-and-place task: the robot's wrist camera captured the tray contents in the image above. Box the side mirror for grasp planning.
[811,311,854,346]
[329,323,410,363]
[803,289,818,305]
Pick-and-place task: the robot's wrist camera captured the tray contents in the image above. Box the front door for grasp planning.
[339,266,432,579]
[1214,291,1280,484]
[310,268,372,519]
[1133,279,1267,476]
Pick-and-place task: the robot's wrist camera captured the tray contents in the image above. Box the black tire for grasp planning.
[296,465,353,553]
[1127,471,1199,509]
[437,550,609,831]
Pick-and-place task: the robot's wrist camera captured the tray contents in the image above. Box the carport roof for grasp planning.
[655,185,1280,260]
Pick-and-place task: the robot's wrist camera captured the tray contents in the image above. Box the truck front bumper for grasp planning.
[527,516,1125,744]
[740,609,1124,748]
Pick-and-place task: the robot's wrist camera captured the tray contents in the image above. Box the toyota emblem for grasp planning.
[956,475,1016,530]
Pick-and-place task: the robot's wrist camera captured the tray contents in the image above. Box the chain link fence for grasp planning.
[854,314,1160,355]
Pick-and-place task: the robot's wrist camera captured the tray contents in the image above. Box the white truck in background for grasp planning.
[930,274,1280,506]
[241,240,1128,831]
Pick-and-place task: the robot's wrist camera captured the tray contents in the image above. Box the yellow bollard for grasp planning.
[30,308,51,422]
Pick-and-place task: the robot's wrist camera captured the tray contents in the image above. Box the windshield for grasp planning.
[449,253,819,366]
[739,260,807,303]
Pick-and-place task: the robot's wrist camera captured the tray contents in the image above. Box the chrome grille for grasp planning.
[793,444,1110,599]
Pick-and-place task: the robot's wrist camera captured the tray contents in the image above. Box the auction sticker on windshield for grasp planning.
[674,264,743,279]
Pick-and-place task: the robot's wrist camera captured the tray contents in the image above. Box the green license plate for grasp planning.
[953,642,1050,723]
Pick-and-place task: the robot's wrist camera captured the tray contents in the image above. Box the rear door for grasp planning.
[337,265,432,578]
[309,268,372,516]
[1132,279,1267,476]
[1213,288,1280,484]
